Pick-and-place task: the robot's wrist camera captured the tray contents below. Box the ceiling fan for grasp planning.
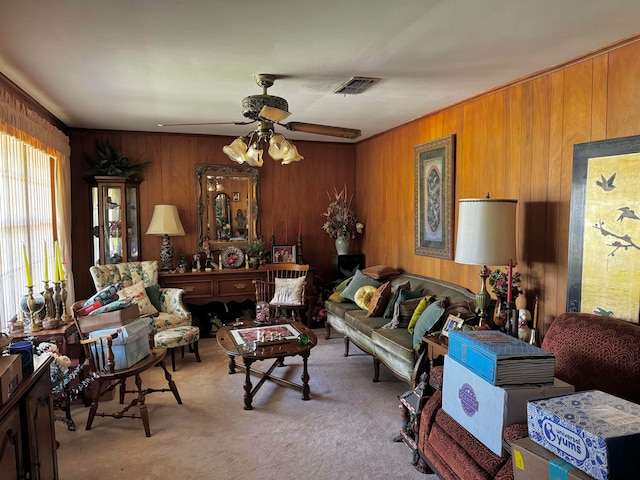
[158,74,361,167]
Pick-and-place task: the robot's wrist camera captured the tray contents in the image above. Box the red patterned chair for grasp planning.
[416,312,640,479]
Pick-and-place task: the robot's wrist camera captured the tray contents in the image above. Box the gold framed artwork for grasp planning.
[567,134,640,324]
[414,134,455,259]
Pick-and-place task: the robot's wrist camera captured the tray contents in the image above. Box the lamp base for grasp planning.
[476,265,491,326]
[159,234,175,272]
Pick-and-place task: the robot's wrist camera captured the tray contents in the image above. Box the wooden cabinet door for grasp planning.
[24,373,58,480]
[0,407,24,480]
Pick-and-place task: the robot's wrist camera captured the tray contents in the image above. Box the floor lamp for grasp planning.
[454,197,517,329]
[146,205,185,272]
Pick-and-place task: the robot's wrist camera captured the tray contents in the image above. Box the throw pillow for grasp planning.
[328,290,348,303]
[145,284,163,312]
[412,300,446,350]
[354,285,378,310]
[361,265,400,280]
[407,295,436,333]
[366,282,392,317]
[270,276,305,306]
[77,297,119,317]
[383,281,410,318]
[117,280,159,317]
[328,276,354,303]
[88,299,132,315]
[340,270,382,303]
[83,282,123,307]
[395,297,423,329]
[385,285,423,319]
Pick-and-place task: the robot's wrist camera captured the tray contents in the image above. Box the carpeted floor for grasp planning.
[55,330,438,480]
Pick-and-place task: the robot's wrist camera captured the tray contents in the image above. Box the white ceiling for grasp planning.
[0,1,638,143]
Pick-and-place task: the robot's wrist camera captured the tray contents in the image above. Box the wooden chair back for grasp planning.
[265,263,309,282]
[254,264,310,324]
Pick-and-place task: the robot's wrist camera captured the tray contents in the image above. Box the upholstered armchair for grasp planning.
[89,260,201,370]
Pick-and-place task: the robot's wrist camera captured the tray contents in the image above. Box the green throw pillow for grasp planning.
[412,300,446,350]
[145,284,163,312]
[340,270,382,303]
[408,295,435,333]
[383,281,410,318]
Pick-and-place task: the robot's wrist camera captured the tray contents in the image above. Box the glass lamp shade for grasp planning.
[242,145,264,167]
[281,143,304,165]
[223,137,249,164]
[268,134,291,160]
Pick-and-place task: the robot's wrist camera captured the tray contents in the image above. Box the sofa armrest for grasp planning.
[159,287,191,318]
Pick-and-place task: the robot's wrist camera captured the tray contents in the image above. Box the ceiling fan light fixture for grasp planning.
[223,137,249,164]
[281,142,303,165]
[268,133,291,160]
[243,144,264,167]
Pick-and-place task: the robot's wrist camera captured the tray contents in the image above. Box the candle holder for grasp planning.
[53,281,62,322]
[296,235,304,264]
[42,280,55,319]
[26,286,42,332]
[60,279,69,324]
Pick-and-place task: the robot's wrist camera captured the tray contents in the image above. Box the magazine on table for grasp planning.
[230,323,300,346]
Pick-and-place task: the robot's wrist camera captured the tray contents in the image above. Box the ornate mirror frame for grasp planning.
[195,164,259,252]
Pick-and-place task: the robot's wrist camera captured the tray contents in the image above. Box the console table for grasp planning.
[159,268,315,325]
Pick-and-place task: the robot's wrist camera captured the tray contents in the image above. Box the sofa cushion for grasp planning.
[386,286,423,321]
[383,281,411,318]
[344,310,388,337]
[328,276,353,303]
[324,299,361,318]
[371,327,415,363]
[366,281,392,317]
[361,264,400,280]
[340,269,382,303]
[395,297,424,329]
[354,285,377,310]
[412,300,446,349]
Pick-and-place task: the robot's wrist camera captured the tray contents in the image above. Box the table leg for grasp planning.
[227,354,236,374]
[301,352,310,401]
[243,358,254,410]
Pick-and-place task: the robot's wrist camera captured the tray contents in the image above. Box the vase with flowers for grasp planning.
[488,268,523,327]
[322,185,364,254]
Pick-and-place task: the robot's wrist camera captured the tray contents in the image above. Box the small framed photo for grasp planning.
[232,192,240,202]
[441,314,464,337]
[272,245,296,264]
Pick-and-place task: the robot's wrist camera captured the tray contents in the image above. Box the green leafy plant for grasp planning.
[83,140,151,178]
[245,238,265,257]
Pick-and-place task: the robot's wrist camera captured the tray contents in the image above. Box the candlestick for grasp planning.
[507,259,513,304]
[53,281,62,322]
[23,245,33,287]
[298,213,302,237]
[60,279,69,323]
[54,241,60,283]
[43,241,49,282]
[43,280,55,319]
[26,286,41,332]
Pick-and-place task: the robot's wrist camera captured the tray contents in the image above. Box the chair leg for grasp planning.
[170,348,176,372]
[120,379,126,404]
[135,373,151,437]
[181,346,185,359]
[86,398,99,431]
[158,359,182,404]
[192,341,201,363]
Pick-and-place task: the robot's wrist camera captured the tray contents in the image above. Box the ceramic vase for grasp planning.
[335,235,350,255]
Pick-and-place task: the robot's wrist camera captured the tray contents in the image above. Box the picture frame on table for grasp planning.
[272,245,296,264]
[567,134,640,324]
[441,314,464,337]
[414,134,456,259]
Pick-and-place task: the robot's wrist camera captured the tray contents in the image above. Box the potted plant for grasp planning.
[82,140,151,179]
[245,239,265,268]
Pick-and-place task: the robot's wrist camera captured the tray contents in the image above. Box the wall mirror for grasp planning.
[195,164,258,251]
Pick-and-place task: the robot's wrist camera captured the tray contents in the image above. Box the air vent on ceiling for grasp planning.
[333,76,381,95]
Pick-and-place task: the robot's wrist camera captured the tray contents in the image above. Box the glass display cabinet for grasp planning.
[90,176,141,265]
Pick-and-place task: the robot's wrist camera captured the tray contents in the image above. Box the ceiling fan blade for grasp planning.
[283,122,361,139]
[259,105,291,122]
[157,120,255,127]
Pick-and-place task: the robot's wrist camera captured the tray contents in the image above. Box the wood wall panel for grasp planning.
[356,36,640,327]
[70,130,356,300]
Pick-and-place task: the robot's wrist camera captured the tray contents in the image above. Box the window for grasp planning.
[0,132,57,332]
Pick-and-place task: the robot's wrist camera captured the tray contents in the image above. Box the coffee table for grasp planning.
[216,319,317,410]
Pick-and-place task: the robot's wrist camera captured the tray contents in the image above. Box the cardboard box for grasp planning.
[512,437,593,480]
[528,390,640,480]
[442,355,574,455]
[448,330,556,386]
[77,303,140,334]
[89,317,152,370]
[0,354,23,405]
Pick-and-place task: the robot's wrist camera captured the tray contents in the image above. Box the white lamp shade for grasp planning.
[223,137,248,164]
[146,205,185,236]
[454,198,517,266]
[281,143,304,164]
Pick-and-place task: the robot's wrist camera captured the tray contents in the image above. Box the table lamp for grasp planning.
[146,205,185,271]
[454,196,517,326]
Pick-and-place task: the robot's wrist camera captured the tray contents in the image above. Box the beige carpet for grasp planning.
[55,330,438,480]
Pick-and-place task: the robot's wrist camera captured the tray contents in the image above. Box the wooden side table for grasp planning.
[9,322,77,356]
[411,333,449,388]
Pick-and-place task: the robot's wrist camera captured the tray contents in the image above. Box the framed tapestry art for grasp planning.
[414,134,455,259]
[567,135,640,324]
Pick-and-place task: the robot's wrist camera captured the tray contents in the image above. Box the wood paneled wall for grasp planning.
[69,131,356,300]
[356,36,640,333]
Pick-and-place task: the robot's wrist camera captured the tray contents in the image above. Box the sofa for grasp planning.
[416,312,640,479]
[324,268,477,384]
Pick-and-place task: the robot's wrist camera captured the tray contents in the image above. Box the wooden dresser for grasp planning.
[159,268,315,324]
[0,355,58,480]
